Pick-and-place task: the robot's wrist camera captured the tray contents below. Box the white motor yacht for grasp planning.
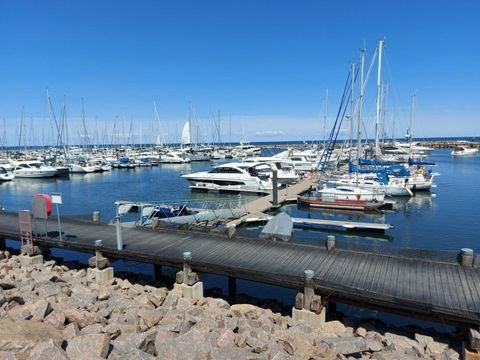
[451,146,478,157]
[182,163,273,194]
[0,166,15,181]
[159,151,191,164]
[12,161,57,178]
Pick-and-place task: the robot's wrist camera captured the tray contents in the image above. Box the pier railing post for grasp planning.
[459,248,474,267]
[326,235,336,251]
[183,251,193,284]
[115,215,123,250]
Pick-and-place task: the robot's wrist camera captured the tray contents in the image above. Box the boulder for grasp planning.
[0,319,62,354]
[322,336,369,355]
[108,340,156,360]
[28,339,68,360]
[319,320,346,336]
[66,333,110,359]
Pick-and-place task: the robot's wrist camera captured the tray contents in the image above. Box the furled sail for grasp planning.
[181,121,191,146]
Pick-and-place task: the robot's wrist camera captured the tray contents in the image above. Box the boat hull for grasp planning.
[297,196,383,211]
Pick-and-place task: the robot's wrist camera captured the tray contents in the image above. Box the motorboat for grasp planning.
[0,166,15,181]
[243,158,299,184]
[182,163,273,194]
[12,160,57,178]
[327,173,412,196]
[159,151,191,164]
[297,185,385,211]
[451,146,478,157]
[69,161,96,173]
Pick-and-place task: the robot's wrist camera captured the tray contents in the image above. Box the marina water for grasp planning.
[1,147,478,328]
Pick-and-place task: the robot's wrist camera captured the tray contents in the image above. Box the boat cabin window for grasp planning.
[209,167,242,174]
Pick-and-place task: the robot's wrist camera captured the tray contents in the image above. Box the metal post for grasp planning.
[183,251,192,284]
[95,240,103,269]
[56,203,62,241]
[303,270,315,311]
[115,215,123,250]
[272,169,278,206]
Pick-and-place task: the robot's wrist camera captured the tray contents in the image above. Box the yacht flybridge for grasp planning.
[182,163,275,194]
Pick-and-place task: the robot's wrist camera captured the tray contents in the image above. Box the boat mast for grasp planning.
[408,94,415,159]
[323,88,328,148]
[357,48,365,162]
[374,39,384,158]
[349,62,355,162]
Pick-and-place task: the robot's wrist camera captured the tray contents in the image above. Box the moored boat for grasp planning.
[297,185,385,211]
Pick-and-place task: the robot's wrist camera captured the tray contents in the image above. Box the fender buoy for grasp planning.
[34,194,52,216]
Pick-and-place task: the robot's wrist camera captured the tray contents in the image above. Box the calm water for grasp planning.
[1,148,479,252]
[1,148,478,329]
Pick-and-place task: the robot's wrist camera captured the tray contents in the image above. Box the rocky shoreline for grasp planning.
[0,251,461,359]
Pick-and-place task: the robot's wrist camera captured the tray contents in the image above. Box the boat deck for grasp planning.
[0,211,479,326]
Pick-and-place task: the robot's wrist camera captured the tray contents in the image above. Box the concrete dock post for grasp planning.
[326,235,336,251]
[292,269,326,328]
[303,269,315,310]
[87,239,114,283]
[115,215,123,250]
[92,211,100,224]
[460,248,474,267]
[175,251,203,300]
[272,170,278,206]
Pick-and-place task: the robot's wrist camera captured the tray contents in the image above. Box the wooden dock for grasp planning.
[230,177,317,226]
[0,211,479,326]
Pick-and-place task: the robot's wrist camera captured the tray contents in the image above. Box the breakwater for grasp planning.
[0,252,462,359]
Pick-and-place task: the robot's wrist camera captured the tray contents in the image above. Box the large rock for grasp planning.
[321,336,369,355]
[28,339,68,360]
[115,328,158,355]
[319,320,346,336]
[384,332,418,350]
[108,340,156,360]
[0,319,62,354]
[66,333,110,359]
[210,346,260,360]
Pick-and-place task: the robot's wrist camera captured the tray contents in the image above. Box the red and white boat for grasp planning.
[297,185,385,211]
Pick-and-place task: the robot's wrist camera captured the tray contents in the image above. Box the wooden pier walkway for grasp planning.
[230,177,317,226]
[0,211,479,326]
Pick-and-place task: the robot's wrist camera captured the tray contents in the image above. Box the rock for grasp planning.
[426,341,449,354]
[115,329,158,355]
[209,346,260,360]
[323,336,369,355]
[161,291,179,309]
[0,351,17,360]
[0,319,62,354]
[62,323,80,341]
[384,332,418,350]
[414,333,434,347]
[97,287,110,301]
[108,340,156,360]
[30,299,52,321]
[66,333,110,359]
[217,329,236,347]
[81,323,105,335]
[319,320,346,336]
[230,303,258,316]
[365,338,384,352]
[277,338,296,356]
[36,283,62,298]
[355,327,367,338]
[29,339,68,360]
[371,350,419,360]
[44,311,66,329]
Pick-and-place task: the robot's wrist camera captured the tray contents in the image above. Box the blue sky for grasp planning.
[1,0,479,145]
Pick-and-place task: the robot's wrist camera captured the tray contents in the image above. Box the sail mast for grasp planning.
[374,39,384,158]
[357,47,365,162]
[408,94,416,159]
